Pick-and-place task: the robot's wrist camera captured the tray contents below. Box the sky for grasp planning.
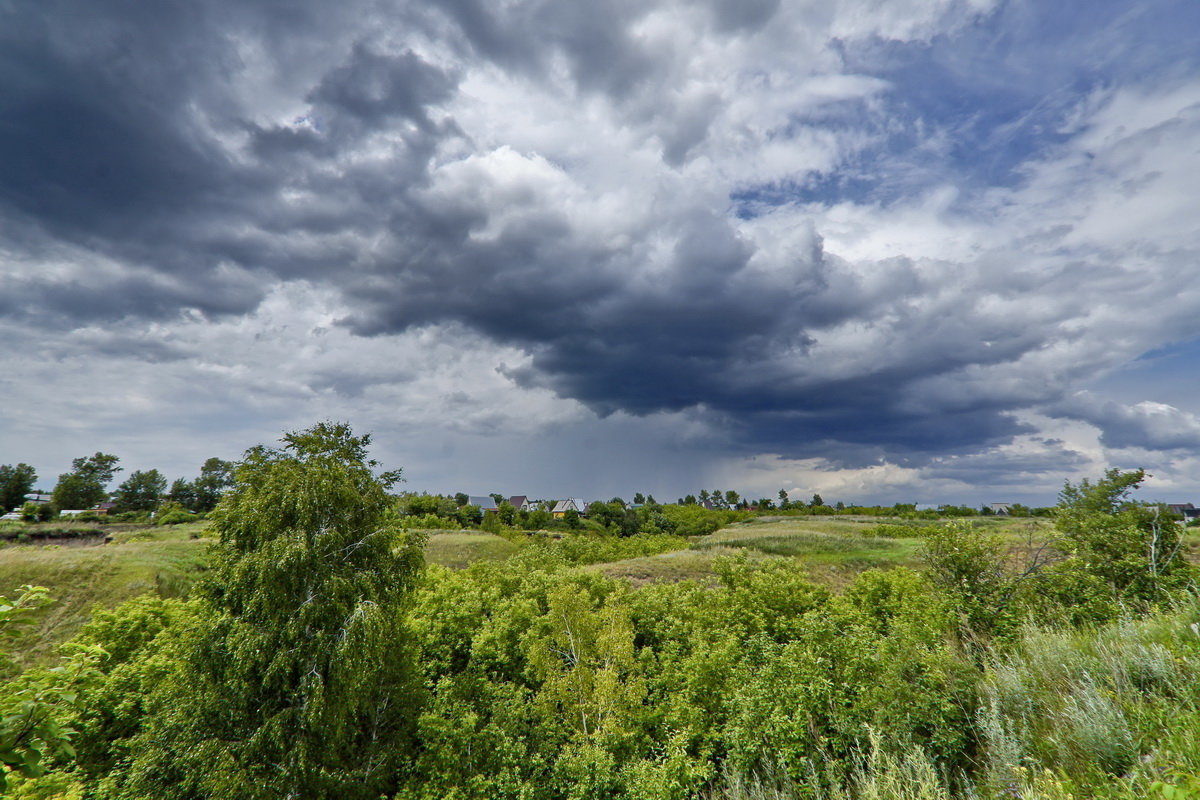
[2,0,1200,506]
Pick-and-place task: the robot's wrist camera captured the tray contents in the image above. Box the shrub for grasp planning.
[154,510,193,526]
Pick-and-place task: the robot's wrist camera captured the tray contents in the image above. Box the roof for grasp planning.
[507,495,528,509]
[468,495,499,511]
[552,499,586,513]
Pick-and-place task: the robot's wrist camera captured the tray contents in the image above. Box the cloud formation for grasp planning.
[3,0,1200,501]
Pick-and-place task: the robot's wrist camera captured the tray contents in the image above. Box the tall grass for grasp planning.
[705,734,952,800]
[977,597,1200,798]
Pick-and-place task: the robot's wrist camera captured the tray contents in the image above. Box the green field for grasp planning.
[0,514,1064,668]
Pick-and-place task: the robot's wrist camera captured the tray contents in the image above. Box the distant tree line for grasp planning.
[0,454,234,522]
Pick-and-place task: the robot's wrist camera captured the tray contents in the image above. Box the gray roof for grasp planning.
[468,495,499,511]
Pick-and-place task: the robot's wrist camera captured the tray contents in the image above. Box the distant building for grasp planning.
[989,503,1012,515]
[915,503,938,512]
[1167,503,1200,522]
[507,496,528,511]
[23,493,52,505]
[551,499,586,518]
[468,496,499,513]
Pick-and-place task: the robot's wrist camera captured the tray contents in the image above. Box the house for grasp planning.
[23,493,52,505]
[468,496,499,513]
[507,496,528,511]
[989,503,1012,516]
[551,499,586,519]
[521,499,542,512]
[93,501,116,515]
[1167,503,1200,522]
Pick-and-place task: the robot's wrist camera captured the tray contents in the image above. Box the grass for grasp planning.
[0,514,1069,666]
[0,522,210,668]
[587,546,756,585]
[424,530,524,568]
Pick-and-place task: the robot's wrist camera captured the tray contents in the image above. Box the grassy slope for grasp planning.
[0,523,210,668]
[424,530,524,568]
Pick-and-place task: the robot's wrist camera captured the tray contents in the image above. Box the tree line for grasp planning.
[0,455,234,520]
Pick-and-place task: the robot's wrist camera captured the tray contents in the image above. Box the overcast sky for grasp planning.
[2,0,1199,506]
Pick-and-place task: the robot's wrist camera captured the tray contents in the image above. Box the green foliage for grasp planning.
[1054,468,1193,605]
[52,453,121,511]
[0,464,37,513]
[192,457,234,512]
[113,469,167,513]
[19,502,52,523]
[660,504,744,537]
[22,465,1200,800]
[74,422,425,799]
[0,586,101,793]
[921,522,1019,644]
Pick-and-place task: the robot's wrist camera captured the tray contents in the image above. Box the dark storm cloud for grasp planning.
[922,441,1089,486]
[339,186,1044,463]
[0,0,462,315]
[1050,393,1200,451]
[5,0,1197,476]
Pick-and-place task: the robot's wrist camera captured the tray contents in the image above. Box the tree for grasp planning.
[778,489,790,510]
[633,492,645,505]
[112,422,424,799]
[810,493,824,508]
[618,507,641,537]
[52,453,120,510]
[724,490,740,508]
[114,469,168,513]
[1055,468,1192,603]
[454,492,469,507]
[167,477,198,510]
[0,464,37,512]
[193,457,234,512]
[588,501,622,531]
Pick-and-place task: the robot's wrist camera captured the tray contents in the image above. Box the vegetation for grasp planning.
[51,454,121,512]
[2,429,1198,799]
[0,464,38,513]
